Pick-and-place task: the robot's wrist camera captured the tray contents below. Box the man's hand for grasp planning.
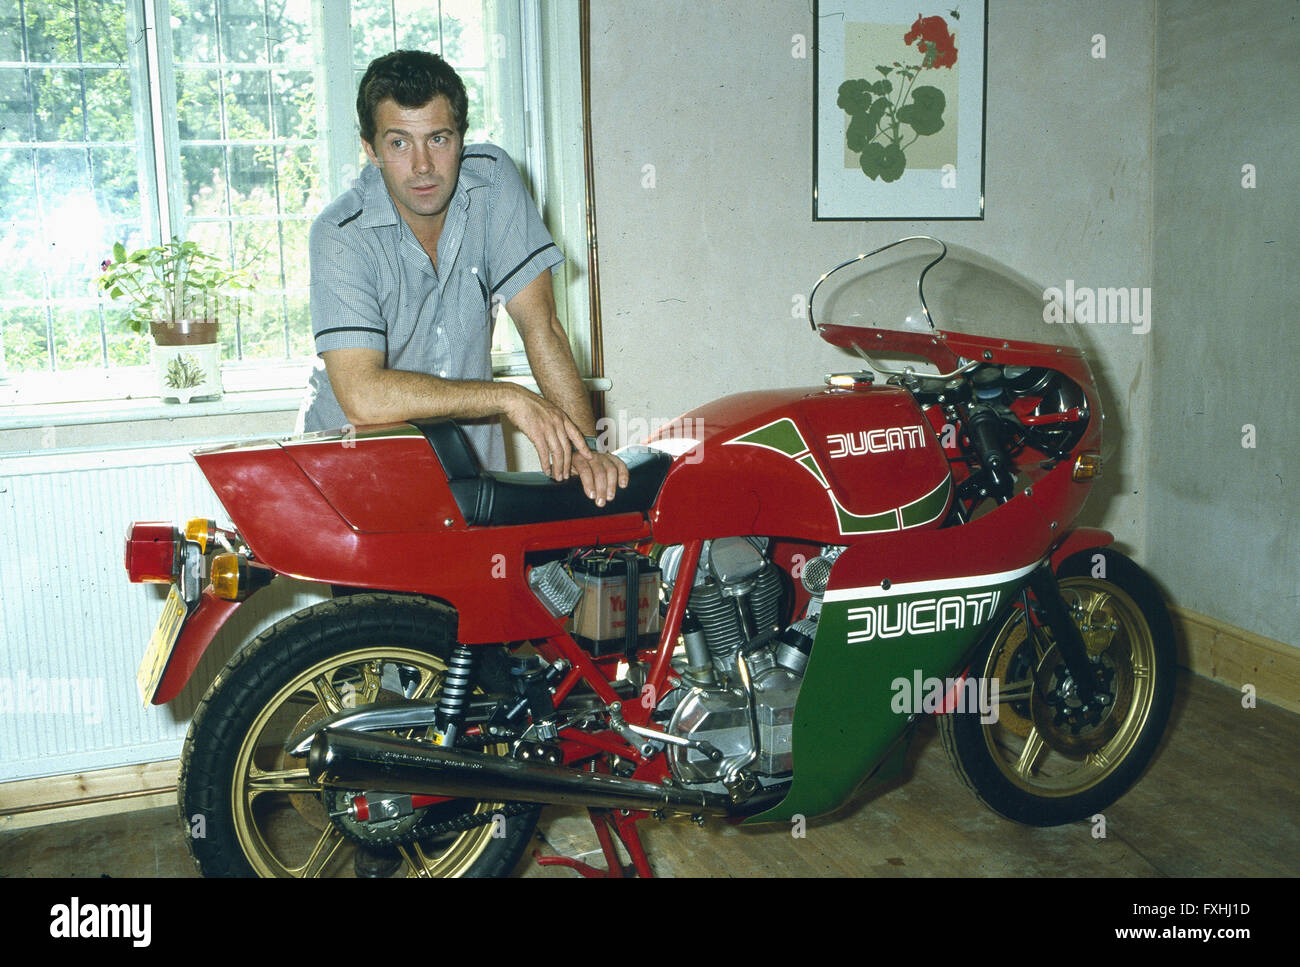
[501,382,591,481]
[572,450,630,507]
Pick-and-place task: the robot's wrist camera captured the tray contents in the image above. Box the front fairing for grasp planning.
[812,237,1103,458]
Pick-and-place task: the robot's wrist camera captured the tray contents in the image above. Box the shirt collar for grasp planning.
[353,152,489,230]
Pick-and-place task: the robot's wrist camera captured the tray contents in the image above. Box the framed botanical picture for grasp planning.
[814,1,987,220]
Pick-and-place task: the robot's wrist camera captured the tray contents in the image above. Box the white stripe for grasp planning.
[639,437,701,458]
[823,560,1042,603]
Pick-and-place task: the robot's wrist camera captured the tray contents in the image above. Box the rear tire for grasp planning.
[179,593,540,877]
[938,548,1175,826]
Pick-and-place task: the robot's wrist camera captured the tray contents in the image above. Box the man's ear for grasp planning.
[362,138,380,167]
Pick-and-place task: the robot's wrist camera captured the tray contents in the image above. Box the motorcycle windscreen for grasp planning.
[811,237,1107,447]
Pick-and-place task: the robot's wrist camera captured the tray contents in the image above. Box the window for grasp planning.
[0,0,587,404]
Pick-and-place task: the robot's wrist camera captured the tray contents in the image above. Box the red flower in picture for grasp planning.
[904,14,957,69]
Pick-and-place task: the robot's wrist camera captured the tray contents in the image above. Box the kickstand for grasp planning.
[533,808,653,878]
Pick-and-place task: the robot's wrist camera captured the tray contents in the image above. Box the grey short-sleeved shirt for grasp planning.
[297,143,564,470]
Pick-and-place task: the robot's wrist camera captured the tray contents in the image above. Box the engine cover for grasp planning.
[667,666,802,783]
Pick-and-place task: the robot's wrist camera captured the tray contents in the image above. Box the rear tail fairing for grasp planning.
[191,424,651,643]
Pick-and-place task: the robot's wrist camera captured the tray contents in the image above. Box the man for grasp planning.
[298,50,627,505]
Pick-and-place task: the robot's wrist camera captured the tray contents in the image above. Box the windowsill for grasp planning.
[0,366,614,433]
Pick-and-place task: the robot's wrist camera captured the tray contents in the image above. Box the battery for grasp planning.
[568,555,662,657]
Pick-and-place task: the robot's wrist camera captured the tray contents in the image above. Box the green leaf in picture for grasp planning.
[836,79,873,116]
[858,142,886,180]
[112,241,126,261]
[877,142,906,182]
[846,112,873,153]
[897,85,946,136]
[875,65,892,76]
[869,78,893,96]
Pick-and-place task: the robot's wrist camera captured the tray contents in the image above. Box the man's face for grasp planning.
[363,95,463,230]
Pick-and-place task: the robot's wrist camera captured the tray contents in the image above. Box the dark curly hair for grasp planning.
[356,50,469,145]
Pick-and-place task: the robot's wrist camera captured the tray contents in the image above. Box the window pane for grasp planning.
[353,0,396,63]
[439,0,487,68]
[21,0,80,63]
[394,0,443,53]
[173,0,220,63]
[30,68,86,141]
[220,0,269,64]
[105,306,150,366]
[276,145,321,214]
[51,306,105,369]
[83,69,134,142]
[0,71,33,143]
[1,306,50,374]
[181,144,228,217]
[90,146,142,223]
[176,68,222,140]
[268,0,313,65]
[271,69,315,140]
[0,6,23,62]
[224,69,271,139]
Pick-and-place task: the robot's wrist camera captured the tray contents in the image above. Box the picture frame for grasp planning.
[813,1,987,220]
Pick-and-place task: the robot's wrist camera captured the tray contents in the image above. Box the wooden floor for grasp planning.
[2,670,1296,878]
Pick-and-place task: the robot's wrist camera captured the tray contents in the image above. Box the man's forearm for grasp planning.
[519,322,598,438]
[333,364,515,427]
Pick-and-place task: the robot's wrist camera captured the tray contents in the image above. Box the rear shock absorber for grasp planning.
[432,644,475,747]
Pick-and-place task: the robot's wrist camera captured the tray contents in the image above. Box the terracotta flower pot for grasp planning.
[149,319,219,346]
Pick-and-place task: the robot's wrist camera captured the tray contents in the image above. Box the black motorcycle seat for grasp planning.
[411,418,672,527]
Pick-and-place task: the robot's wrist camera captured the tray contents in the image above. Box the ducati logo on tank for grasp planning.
[724,417,950,535]
[826,425,927,458]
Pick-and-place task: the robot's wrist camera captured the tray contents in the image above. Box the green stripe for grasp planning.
[900,474,951,528]
[730,418,809,458]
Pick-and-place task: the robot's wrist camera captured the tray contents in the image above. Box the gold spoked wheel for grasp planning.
[232,647,503,878]
[981,579,1154,797]
[938,549,1175,826]
[180,594,540,877]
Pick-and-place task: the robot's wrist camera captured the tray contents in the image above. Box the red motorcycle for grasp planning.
[126,237,1175,877]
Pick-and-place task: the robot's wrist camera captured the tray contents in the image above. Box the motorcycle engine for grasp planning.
[657,539,842,788]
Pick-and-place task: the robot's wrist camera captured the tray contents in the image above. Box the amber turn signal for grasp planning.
[185,518,217,553]
[210,552,244,600]
[1072,453,1103,481]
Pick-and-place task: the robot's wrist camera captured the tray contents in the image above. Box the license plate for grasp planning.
[137,585,188,706]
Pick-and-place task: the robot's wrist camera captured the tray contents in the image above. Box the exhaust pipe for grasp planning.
[307,728,737,814]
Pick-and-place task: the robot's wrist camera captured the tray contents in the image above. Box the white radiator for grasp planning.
[0,444,328,784]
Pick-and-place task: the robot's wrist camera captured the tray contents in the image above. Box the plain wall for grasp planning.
[1148,0,1299,646]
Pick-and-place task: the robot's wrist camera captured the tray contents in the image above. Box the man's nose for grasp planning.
[412,143,433,173]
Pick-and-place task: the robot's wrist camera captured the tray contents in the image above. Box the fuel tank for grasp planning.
[646,383,951,545]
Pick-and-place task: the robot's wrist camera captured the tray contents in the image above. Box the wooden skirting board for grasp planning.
[1170,606,1298,715]
[0,758,179,831]
[2,607,1296,829]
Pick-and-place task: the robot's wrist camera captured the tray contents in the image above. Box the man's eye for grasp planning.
[390,139,406,149]
[432,135,446,145]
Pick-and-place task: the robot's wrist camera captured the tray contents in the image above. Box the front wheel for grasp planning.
[938,548,1175,826]
[179,593,540,877]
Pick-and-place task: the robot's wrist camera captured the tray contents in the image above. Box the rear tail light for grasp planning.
[125,522,178,583]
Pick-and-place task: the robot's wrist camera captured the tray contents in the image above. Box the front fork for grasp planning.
[1025,563,1096,704]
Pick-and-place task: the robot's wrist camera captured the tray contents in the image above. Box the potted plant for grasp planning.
[96,238,254,403]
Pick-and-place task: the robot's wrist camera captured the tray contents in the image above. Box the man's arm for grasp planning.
[506,270,629,506]
[321,347,591,482]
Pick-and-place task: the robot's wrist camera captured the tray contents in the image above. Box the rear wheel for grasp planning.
[180,593,540,877]
[938,548,1175,826]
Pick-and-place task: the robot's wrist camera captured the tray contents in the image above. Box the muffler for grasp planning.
[307,728,736,814]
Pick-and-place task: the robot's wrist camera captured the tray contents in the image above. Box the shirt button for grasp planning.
[439,370,447,377]
[436,327,443,335]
